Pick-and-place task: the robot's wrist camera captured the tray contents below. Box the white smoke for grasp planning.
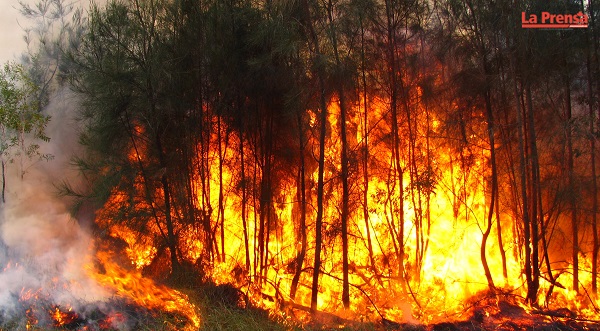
[0,88,111,327]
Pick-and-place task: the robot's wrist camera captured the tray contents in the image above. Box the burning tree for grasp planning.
[54,0,600,327]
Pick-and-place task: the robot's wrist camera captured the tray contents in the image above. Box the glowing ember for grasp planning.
[50,305,78,327]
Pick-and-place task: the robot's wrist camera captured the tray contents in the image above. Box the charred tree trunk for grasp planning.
[525,83,541,303]
[587,23,599,294]
[512,52,537,304]
[218,115,226,263]
[495,43,509,281]
[525,83,544,296]
[301,0,329,313]
[325,0,350,308]
[483,68,497,291]
[311,72,328,313]
[385,0,406,289]
[590,0,600,295]
[565,74,578,293]
[339,92,350,308]
[462,0,495,290]
[239,105,251,273]
[161,173,180,272]
[359,14,376,272]
[290,110,307,300]
[154,132,180,273]
[258,108,274,280]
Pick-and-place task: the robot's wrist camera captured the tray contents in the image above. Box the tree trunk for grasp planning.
[359,16,376,272]
[1,125,5,204]
[590,0,600,295]
[1,157,5,204]
[325,0,350,308]
[512,53,536,304]
[239,105,251,272]
[525,83,541,303]
[587,27,599,294]
[290,110,307,300]
[340,90,350,308]
[161,174,180,272]
[311,72,328,313]
[565,75,578,293]
[218,116,226,263]
[482,73,497,291]
[385,0,406,289]
[301,0,329,312]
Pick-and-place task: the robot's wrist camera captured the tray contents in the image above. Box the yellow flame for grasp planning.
[88,251,200,330]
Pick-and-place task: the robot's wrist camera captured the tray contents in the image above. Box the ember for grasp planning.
[50,305,79,328]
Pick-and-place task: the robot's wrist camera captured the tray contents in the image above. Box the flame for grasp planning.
[5,238,199,330]
[87,250,201,330]
[50,305,77,327]
[95,87,600,326]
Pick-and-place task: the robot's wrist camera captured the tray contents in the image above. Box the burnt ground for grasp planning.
[377,300,600,331]
[298,292,600,331]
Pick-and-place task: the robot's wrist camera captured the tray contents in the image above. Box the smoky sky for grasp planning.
[0,0,101,64]
[0,0,29,63]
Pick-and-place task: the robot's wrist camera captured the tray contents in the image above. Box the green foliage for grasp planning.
[0,61,52,168]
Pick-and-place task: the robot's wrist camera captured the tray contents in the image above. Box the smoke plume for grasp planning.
[0,88,110,327]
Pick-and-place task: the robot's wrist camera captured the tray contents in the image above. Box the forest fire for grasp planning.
[3,0,600,329]
[93,91,600,327]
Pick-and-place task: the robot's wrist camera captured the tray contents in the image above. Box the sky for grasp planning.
[0,0,98,64]
[0,1,30,63]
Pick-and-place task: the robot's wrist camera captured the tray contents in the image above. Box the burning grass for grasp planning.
[189,287,600,331]
[4,268,600,331]
[0,240,201,330]
[0,295,191,330]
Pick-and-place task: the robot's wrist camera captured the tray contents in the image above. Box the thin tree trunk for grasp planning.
[512,53,536,304]
[1,157,5,204]
[239,107,251,272]
[154,132,180,273]
[340,90,350,308]
[301,0,329,312]
[495,35,509,281]
[161,174,179,272]
[325,0,350,308]
[120,111,172,271]
[565,75,578,292]
[360,17,376,271]
[385,0,406,289]
[290,110,307,300]
[589,0,600,295]
[1,125,5,204]
[261,111,274,280]
[587,28,599,295]
[482,75,497,291]
[311,72,328,313]
[0,125,6,203]
[218,115,226,263]
[525,83,541,302]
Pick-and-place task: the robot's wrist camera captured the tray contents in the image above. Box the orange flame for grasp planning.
[87,250,201,330]
[96,88,600,327]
